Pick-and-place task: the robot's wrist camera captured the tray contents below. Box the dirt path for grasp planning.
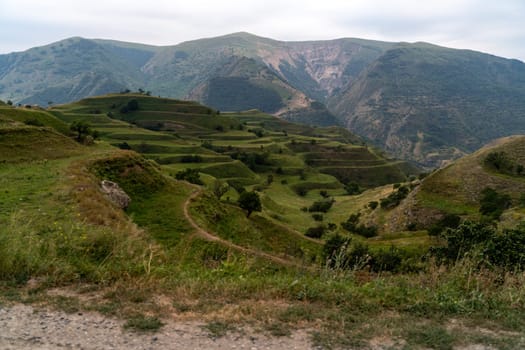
[183,187,306,268]
[0,304,313,350]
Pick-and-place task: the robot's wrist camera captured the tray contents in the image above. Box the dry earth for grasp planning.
[0,304,313,350]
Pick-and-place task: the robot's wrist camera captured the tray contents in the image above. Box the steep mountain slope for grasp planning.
[2,33,525,166]
[0,33,390,126]
[0,37,149,105]
[333,43,525,167]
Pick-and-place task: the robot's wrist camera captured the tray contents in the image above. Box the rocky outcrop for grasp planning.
[100,180,130,209]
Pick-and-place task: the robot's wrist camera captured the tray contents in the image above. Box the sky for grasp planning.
[1,0,524,61]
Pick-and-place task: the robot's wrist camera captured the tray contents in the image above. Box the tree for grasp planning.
[7,100,13,106]
[238,191,261,217]
[175,168,203,185]
[479,187,511,220]
[212,179,229,200]
[70,121,91,142]
[345,182,362,195]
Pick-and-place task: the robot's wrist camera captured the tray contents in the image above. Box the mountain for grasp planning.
[332,43,525,167]
[1,33,525,166]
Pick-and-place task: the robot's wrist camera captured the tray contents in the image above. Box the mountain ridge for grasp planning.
[2,32,525,167]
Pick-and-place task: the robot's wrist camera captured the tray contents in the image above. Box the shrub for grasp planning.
[238,191,261,217]
[484,151,514,174]
[175,168,203,185]
[431,221,525,270]
[371,246,403,272]
[312,213,324,221]
[24,118,44,126]
[180,155,203,163]
[368,201,378,210]
[341,213,377,237]
[428,214,461,236]
[308,199,334,213]
[323,234,350,263]
[305,225,326,238]
[344,182,362,195]
[479,187,511,220]
[341,213,360,232]
[212,179,229,200]
[380,185,409,209]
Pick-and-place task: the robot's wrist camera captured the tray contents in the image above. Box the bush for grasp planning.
[380,185,409,209]
[180,155,203,163]
[485,225,525,269]
[344,182,362,195]
[323,234,350,263]
[368,201,378,210]
[484,151,514,174]
[340,213,377,237]
[308,199,334,213]
[428,214,461,236]
[175,168,203,185]
[431,221,525,270]
[305,225,326,238]
[479,187,511,220]
[371,246,403,272]
[312,213,324,221]
[24,118,44,126]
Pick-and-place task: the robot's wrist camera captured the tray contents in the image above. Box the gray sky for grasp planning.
[1,0,524,61]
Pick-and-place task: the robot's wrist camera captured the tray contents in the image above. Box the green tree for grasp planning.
[479,187,511,220]
[238,191,261,217]
[175,168,203,185]
[70,121,91,142]
[212,179,229,200]
[345,182,362,195]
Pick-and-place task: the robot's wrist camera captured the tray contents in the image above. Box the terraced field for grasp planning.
[48,93,415,236]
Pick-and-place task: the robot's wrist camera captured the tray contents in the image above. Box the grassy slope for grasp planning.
[1,100,525,348]
[49,94,413,236]
[385,135,525,231]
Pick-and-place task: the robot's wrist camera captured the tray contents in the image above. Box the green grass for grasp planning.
[0,107,70,134]
[124,315,164,332]
[3,94,524,348]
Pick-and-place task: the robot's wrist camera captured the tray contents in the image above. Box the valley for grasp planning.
[1,94,525,348]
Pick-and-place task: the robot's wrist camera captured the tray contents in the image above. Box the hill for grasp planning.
[2,96,525,348]
[384,135,525,232]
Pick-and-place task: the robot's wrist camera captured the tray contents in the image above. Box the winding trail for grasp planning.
[183,187,309,268]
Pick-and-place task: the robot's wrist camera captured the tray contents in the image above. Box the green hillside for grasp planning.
[1,98,525,348]
[384,135,525,232]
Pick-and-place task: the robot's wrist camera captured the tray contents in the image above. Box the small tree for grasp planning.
[175,168,203,185]
[7,100,13,106]
[345,182,362,195]
[212,179,229,200]
[238,191,261,217]
[70,121,91,142]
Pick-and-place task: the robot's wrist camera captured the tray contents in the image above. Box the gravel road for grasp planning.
[0,304,313,349]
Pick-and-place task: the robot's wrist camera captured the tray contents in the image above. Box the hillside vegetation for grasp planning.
[1,98,525,348]
[2,33,525,166]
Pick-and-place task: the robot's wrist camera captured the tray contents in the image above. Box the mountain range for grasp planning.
[1,32,525,167]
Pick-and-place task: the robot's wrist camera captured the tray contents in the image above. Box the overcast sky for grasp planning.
[1,0,524,61]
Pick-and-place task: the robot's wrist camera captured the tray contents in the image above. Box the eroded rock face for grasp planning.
[100,180,130,209]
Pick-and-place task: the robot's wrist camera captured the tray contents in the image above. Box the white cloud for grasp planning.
[0,0,524,60]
